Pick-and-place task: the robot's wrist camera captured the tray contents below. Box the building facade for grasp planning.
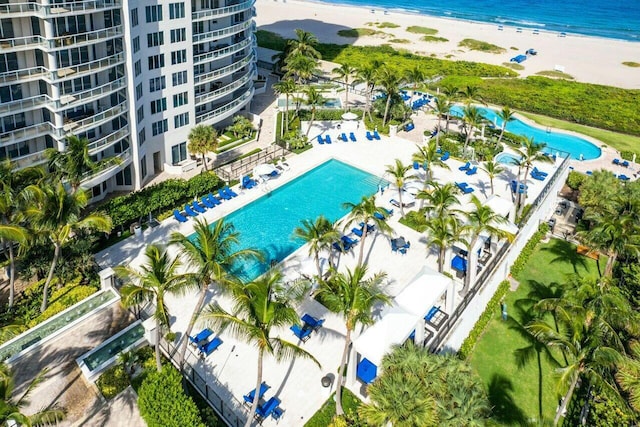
[0,0,256,201]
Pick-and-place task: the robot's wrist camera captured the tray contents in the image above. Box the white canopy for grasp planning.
[253,163,278,177]
[341,111,359,120]
[483,194,513,218]
[402,180,424,195]
[394,266,451,317]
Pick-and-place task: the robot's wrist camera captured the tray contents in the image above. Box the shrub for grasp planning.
[620,150,639,161]
[96,365,130,399]
[138,365,206,427]
[305,388,363,427]
[458,38,506,54]
[566,170,587,190]
[398,210,428,232]
[510,222,550,278]
[458,280,510,359]
[28,284,98,327]
[186,172,221,198]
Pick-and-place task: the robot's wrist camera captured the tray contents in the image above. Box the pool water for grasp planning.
[277,98,343,109]
[196,159,383,281]
[495,152,522,165]
[449,106,601,160]
[83,323,145,371]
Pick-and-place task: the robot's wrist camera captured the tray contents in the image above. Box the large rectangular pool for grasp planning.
[193,159,383,281]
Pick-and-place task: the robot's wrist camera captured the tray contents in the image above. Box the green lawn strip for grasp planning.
[469,238,604,423]
[519,111,640,155]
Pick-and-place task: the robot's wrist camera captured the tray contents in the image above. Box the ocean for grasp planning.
[317,0,640,41]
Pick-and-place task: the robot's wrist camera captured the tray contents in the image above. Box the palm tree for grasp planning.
[385,159,414,217]
[283,53,319,84]
[412,141,451,208]
[169,218,261,367]
[354,65,377,121]
[116,244,197,371]
[480,160,505,195]
[187,125,219,171]
[405,66,426,106]
[441,83,460,100]
[516,137,554,215]
[616,340,640,413]
[25,182,112,312]
[497,106,515,144]
[343,195,393,266]
[459,85,485,106]
[424,215,464,273]
[461,196,513,294]
[0,364,65,426]
[45,134,96,193]
[200,269,320,426]
[304,86,326,137]
[432,96,451,146]
[419,181,460,219]
[273,78,297,134]
[376,65,405,127]
[315,265,390,416]
[293,216,341,278]
[288,28,321,59]
[461,105,486,155]
[332,63,356,110]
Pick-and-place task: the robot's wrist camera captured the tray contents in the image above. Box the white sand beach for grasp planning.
[255,0,640,89]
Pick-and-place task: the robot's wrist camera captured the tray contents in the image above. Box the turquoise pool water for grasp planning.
[194,159,383,282]
[83,323,144,371]
[495,152,522,165]
[277,98,342,109]
[449,106,601,160]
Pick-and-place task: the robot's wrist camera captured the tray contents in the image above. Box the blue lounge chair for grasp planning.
[440,151,450,161]
[192,201,206,213]
[618,174,630,181]
[340,132,348,142]
[458,161,470,171]
[425,305,441,321]
[271,407,284,421]
[189,328,213,346]
[218,188,232,200]
[413,161,420,170]
[404,122,415,132]
[465,166,478,176]
[373,131,381,140]
[351,227,363,238]
[366,131,374,140]
[242,176,256,189]
[342,235,359,247]
[201,196,215,209]
[324,135,332,144]
[224,185,238,197]
[243,382,270,405]
[531,171,546,181]
[173,210,188,223]
[357,358,377,384]
[622,160,630,167]
[256,397,281,419]
[455,182,474,194]
[533,167,548,177]
[206,193,222,205]
[613,158,620,165]
[301,314,324,331]
[349,132,357,142]
[317,135,324,145]
[451,255,467,272]
[290,324,312,342]
[184,203,199,217]
[510,180,527,194]
[199,337,223,357]
[358,222,375,233]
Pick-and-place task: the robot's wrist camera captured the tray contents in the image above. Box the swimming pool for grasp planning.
[195,159,383,281]
[449,106,601,160]
[495,152,522,165]
[277,97,343,109]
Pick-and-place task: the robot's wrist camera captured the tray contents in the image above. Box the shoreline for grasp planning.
[255,0,640,89]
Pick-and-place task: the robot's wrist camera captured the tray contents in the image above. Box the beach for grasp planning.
[254,0,640,89]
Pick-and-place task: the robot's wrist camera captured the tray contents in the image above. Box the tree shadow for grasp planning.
[540,239,587,275]
[487,373,528,426]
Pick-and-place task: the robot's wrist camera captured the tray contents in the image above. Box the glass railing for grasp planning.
[11,151,48,170]
[49,26,122,49]
[192,20,251,44]
[196,87,253,124]
[61,101,127,136]
[0,122,56,144]
[87,126,129,153]
[0,94,53,115]
[195,68,254,105]
[55,77,126,109]
[0,35,47,50]
[191,0,254,21]
[194,52,253,84]
[53,52,124,81]
[81,148,131,182]
[0,0,120,17]
[193,37,251,64]
[0,66,47,84]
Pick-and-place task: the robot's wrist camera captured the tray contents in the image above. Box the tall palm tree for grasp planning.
[283,53,319,84]
[117,245,196,371]
[419,181,461,219]
[385,159,414,217]
[405,66,426,106]
[496,106,515,144]
[200,269,320,426]
[293,216,341,278]
[459,85,485,106]
[432,96,451,146]
[169,218,261,367]
[461,105,486,155]
[616,340,640,413]
[480,160,505,195]
[25,182,112,312]
[273,78,297,134]
[304,86,326,137]
[440,83,460,101]
[343,195,393,266]
[332,63,356,110]
[354,65,377,122]
[412,141,451,208]
[187,125,219,171]
[461,196,513,294]
[288,28,321,59]
[515,137,554,215]
[45,134,96,193]
[315,265,390,416]
[376,66,405,127]
[424,215,464,273]
[0,364,65,426]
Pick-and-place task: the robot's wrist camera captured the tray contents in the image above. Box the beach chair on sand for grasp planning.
[466,166,478,176]
[189,329,213,347]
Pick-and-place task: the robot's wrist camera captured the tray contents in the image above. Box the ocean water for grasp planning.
[318,0,640,41]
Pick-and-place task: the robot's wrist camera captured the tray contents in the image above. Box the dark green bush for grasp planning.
[96,365,130,399]
[399,210,428,232]
[566,170,587,190]
[298,109,364,121]
[138,365,206,427]
[620,150,639,161]
[304,388,363,427]
[186,173,221,198]
[510,222,550,278]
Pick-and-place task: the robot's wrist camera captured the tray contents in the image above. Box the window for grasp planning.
[173,92,188,107]
[140,155,147,178]
[132,36,140,53]
[147,31,164,47]
[138,128,146,146]
[174,112,189,128]
[171,142,187,165]
[145,5,162,23]
[152,119,168,136]
[135,82,143,100]
[170,28,186,43]
[172,70,187,86]
[148,54,164,70]
[130,8,138,26]
[134,59,141,77]
[150,98,167,114]
[136,105,144,123]
[171,49,186,65]
[169,2,185,19]
[149,76,166,92]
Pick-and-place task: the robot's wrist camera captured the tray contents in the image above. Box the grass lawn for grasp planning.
[469,238,605,425]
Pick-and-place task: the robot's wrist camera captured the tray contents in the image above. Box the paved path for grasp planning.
[74,386,146,427]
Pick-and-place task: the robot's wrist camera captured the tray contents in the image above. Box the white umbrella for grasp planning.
[341,112,359,120]
[254,163,278,177]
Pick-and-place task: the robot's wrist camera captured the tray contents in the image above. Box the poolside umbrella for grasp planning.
[254,163,278,178]
[341,112,359,121]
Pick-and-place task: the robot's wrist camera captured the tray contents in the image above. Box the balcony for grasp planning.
[54,77,126,110]
[48,26,123,50]
[0,35,47,52]
[0,66,47,86]
[194,52,254,85]
[0,0,120,18]
[0,122,57,145]
[62,101,128,136]
[0,94,53,117]
[80,148,131,189]
[192,20,252,44]
[9,151,48,170]
[193,37,251,65]
[196,87,253,124]
[87,126,129,154]
[191,0,255,21]
[53,53,125,82]
[195,68,254,105]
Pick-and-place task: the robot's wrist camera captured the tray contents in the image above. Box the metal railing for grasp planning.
[0,66,47,85]
[214,145,288,182]
[87,126,129,154]
[195,69,254,105]
[0,94,53,116]
[80,148,130,182]
[191,0,254,21]
[0,0,120,17]
[52,52,125,81]
[61,101,128,136]
[195,88,253,124]
[194,38,252,65]
[48,26,122,49]
[0,122,56,144]
[194,52,253,85]
[54,77,126,110]
[192,20,251,44]
[0,35,46,50]
[10,150,48,170]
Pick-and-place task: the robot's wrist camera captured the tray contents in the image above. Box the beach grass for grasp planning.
[421,35,449,43]
[469,239,604,424]
[502,62,525,70]
[406,26,438,35]
[337,28,389,38]
[389,38,410,44]
[536,70,575,79]
[458,38,506,54]
[510,46,519,50]
[622,61,640,67]
[375,21,400,28]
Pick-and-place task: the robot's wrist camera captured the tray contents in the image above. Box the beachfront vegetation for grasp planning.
[622,61,640,67]
[337,28,389,38]
[366,21,400,29]
[536,70,575,80]
[458,38,506,54]
[305,388,362,427]
[421,35,449,43]
[502,62,524,70]
[406,26,438,35]
[389,38,410,44]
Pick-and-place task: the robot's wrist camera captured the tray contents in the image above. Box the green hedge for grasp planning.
[138,365,206,427]
[566,170,587,190]
[304,388,362,427]
[28,284,97,327]
[103,172,223,230]
[96,365,130,399]
[509,222,550,277]
[458,280,510,359]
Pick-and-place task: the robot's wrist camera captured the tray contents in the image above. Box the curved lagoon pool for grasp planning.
[449,106,601,160]
[495,152,522,165]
